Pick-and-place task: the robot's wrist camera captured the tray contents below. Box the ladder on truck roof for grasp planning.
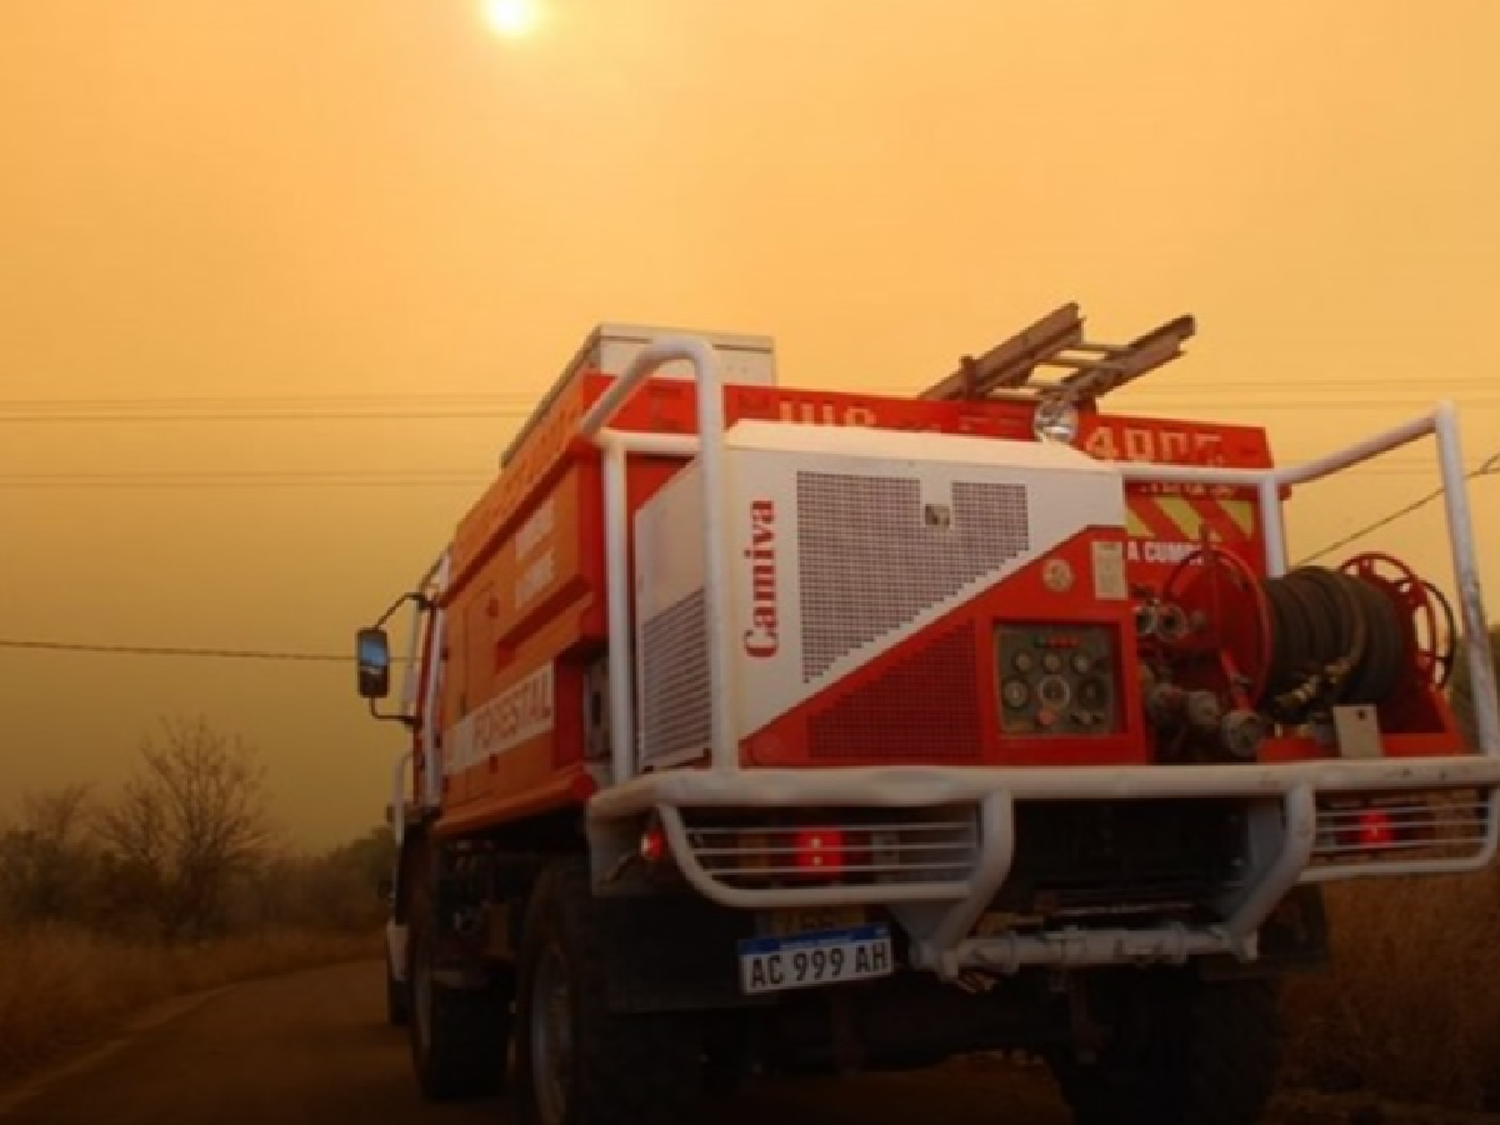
[917,303,1197,404]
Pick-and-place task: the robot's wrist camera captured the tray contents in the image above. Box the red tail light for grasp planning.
[793,827,846,873]
[1355,809,1396,848]
[640,821,668,863]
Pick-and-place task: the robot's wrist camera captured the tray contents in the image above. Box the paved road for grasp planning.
[0,960,1486,1125]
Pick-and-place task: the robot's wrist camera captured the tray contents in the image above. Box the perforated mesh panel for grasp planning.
[639,589,711,764]
[797,473,1029,682]
[807,624,983,761]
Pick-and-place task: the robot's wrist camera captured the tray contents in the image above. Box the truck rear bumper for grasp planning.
[589,756,1500,811]
[585,758,1500,977]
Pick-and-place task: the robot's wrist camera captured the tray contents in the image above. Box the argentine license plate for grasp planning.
[737,924,894,995]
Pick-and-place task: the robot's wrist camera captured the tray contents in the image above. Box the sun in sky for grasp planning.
[481,0,541,39]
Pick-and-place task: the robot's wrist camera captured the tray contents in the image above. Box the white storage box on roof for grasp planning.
[572,323,778,386]
[501,322,777,467]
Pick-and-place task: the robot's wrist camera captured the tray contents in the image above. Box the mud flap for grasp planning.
[595,894,766,1014]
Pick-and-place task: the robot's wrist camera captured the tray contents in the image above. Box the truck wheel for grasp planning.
[516,857,703,1125]
[407,905,512,1100]
[1048,971,1282,1125]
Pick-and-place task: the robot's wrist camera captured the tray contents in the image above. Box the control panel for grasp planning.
[996,623,1119,737]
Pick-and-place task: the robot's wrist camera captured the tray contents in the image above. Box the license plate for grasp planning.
[737,924,895,995]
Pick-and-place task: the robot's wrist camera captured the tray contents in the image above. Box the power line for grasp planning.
[8,464,1500,663]
[3,382,1500,422]
[4,375,1500,410]
[0,392,542,423]
[0,452,1486,492]
[1297,453,1500,565]
[0,638,356,662]
[0,393,538,410]
[0,482,486,491]
[0,471,492,490]
[0,469,1463,491]
[0,409,535,424]
[0,469,488,479]
[5,402,1499,424]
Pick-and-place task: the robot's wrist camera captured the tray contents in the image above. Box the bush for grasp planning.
[1282,866,1500,1110]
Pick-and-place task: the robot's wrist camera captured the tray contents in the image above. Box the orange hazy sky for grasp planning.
[3,1,1499,847]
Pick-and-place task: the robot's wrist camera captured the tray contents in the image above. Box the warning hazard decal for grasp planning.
[1125,490,1262,570]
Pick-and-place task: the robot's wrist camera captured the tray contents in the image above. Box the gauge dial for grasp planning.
[1037,675,1071,710]
[1002,679,1031,710]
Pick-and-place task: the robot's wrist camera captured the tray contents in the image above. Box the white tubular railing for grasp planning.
[398,610,425,717]
[399,551,446,712]
[420,552,452,809]
[1435,404,1500,760]
[389,750,412,847]
[577,338,734,787]
[565,384,1500,969]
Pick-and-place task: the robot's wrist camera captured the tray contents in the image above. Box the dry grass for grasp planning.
[1281,866,1500,1111]
[5,880,1499,1110]
[0,925,378,1081]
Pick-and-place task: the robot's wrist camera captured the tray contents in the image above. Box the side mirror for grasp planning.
[357,627,392,699]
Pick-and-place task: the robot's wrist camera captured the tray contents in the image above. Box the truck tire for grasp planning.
[1048,971,1282,1125]
[407,898,512,1100]
[515,857,703,1125]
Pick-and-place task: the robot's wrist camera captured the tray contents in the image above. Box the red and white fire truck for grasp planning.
[356,306,1500,1125]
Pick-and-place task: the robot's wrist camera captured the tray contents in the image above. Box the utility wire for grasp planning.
[8,456,1500,660]
[3,402,1499,423]
[0,472,491,490]
[4,383,1500,422]
[0,409,535,424]
[1297,452,1500,565]
[0,454,1477,490]
[4,376,1500,408]
[0,638,360,662]
[0,393,540,405]
[0,482,485,491]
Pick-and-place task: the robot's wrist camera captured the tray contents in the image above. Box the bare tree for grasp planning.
[0,784,96,925]
[99,716,276,941]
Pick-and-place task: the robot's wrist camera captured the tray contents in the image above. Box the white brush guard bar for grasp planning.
[577,336,1500,977]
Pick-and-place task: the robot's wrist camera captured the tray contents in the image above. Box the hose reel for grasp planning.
[1145,544,1456,731]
